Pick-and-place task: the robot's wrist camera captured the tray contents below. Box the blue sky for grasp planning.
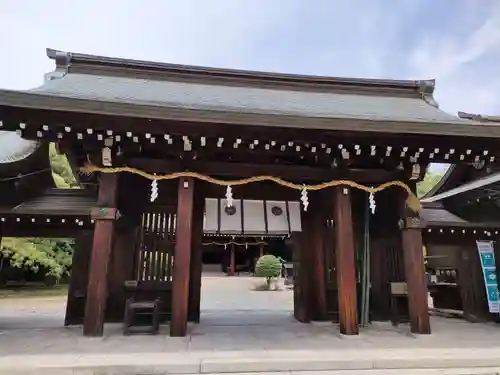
[0,0,499,173]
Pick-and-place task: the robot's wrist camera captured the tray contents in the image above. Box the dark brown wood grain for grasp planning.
[401,226,431,334]
[304,202,327,320]
[64,231,93,326]
[188,188,204,323]
[399,186,431,334]
[170,177,195,337]
[83,173,118,336]
[292,231,311,323]
[83,220,114,336]
[106,224,138,321]
[334,187,359,335]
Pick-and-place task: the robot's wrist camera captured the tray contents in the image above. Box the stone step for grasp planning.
[3,348,500,375]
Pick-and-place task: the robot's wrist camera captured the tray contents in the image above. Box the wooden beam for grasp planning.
[83,173,118,336]
[334,186,359,335]
[127,158,401,182]
[170,177,195,337]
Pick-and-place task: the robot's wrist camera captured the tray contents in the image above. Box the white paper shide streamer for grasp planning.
[369,191,376,214]
[225,186,233,207]
[150,177,158,202]
[300,187,309,211]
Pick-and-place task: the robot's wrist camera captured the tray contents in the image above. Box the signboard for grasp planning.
[476,240,499,313]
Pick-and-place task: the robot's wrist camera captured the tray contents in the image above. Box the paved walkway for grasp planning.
[2,276,500,373]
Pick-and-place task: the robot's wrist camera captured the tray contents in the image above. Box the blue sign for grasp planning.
[477,241,500,313]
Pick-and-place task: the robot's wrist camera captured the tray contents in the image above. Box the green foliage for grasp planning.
[49,143,79,188]
[0,146,79,285]
[255,255,282,289]
[255,255,282,278]
[1,238,74,279]
[417,171,445,197]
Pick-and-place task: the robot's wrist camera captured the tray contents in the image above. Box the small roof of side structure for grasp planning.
[421,171,500,203]
[0,132,54,205]
[422,112,500,199]
[421,201,500,229]
[0,49,499,137]
[0,131,39,164]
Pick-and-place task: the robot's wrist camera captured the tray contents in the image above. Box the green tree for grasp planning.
[0,145,78,286]
[255,255,282,290]
[417,171,445,197]
[49,143,79,188]
[1,238,74,280]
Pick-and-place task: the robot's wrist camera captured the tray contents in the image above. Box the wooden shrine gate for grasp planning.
[64,181,407,334]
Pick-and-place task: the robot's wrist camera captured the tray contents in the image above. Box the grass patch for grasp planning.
[0,283,68,299]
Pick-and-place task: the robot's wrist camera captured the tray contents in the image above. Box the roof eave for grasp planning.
[0,90,497,139]
[421,171,500,203]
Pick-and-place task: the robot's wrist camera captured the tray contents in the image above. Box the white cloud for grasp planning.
[0,0,498,117]
[407,2,500,115]
[409,5,500,80]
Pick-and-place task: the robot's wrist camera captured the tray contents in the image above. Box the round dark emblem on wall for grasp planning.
[271,206,283,216]
[224,205,237,216]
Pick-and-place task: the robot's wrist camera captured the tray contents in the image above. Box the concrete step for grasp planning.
[3,348,500,374]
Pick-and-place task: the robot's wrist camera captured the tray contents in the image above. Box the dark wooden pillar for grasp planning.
[65,231,93,326]
[399,197,431,334]
[83,173,118,336]
[334,187,358,335]
[171,177,195,337]
[228,244,236,276]
[188,188,204,323]
[292,231,311,322]
[107,222,139,321]
[459,240,490,321]
[305,200,327,320]
[0,226,5,288]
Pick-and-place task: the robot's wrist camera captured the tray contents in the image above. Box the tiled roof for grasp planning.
[8,188,95,216]
[422,207,468,225]
[421,204,500,228]
[27,72,463,125]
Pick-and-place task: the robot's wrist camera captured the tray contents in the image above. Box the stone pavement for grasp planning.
[2,348,500,374]
[2,276,500,374]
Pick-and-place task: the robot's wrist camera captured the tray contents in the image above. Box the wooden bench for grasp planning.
[123,297,161,335]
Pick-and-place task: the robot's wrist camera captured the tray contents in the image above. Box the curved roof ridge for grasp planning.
[45,48,435,97]
[0,131,40,164]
